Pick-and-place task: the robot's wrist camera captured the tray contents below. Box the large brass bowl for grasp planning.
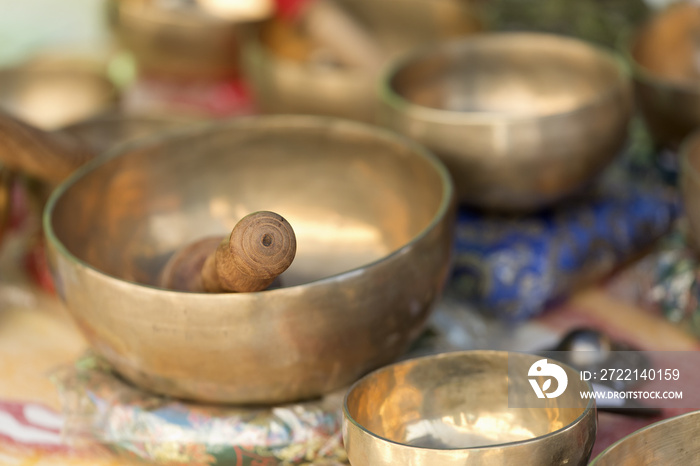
[380,32,633,211]
[628,2,700,150]
[590,411,700,465]
[44,116,455,404]
[343,350,596,465]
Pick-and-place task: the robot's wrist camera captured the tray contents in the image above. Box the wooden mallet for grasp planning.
[159,211,297,293]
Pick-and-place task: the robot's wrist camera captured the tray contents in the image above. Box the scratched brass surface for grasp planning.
[590,411,700,465]
[380,32,632,211]
[44,115,455,404]
[343,351,596,466]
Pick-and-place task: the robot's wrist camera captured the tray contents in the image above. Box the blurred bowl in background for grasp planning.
[0,53,118,248]
[243,0,482,122]
[0,54,117,130]
[590,411,700,465]
[628,1,700,150]
[343,350,596,465]
[110,0,272,80]
[45,115,455,404]
[680,129,700,249]
[379,32,632,211]
[0,166,11,245]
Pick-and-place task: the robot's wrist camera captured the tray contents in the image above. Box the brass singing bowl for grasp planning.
[44,116,455,404]
[680,130,700,248]
[110,0,269,79]
[380,32,633,211]
[243,0,482,123]
[590,411,700,465]
[0,54,117,130]
[343,351,596,465]
[628,2,700,150]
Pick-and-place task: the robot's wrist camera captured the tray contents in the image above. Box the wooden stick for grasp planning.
[0,110,93,183]
[159,211,297,293]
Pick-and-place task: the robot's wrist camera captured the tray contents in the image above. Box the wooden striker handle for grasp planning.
[160,211,296,293]
[0,110,93,183]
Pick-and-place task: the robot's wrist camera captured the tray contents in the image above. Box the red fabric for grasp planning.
[274,0,309,20]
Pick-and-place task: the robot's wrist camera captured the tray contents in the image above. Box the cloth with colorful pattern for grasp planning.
[450,126,681,321]
[52,354,348,466]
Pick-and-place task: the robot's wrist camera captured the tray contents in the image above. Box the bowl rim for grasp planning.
[379,31,631,125]
[43,114,454,297]
[342,349,596,452]
[589,410,700,464]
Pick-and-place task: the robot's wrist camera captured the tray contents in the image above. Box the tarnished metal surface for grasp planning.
[590,411,700,465]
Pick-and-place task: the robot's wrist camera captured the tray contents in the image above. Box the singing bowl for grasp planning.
[628,2,700,150]
[243,0,481,123]
[590,411,700,465]
[380,32,633,211]
[0,54,117,130]
[343,351,596,465]
[681,130,700,248]
[110,0,270,79]
[44,116,455,404]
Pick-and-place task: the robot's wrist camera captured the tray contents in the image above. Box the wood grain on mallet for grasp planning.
[159,211,297,293]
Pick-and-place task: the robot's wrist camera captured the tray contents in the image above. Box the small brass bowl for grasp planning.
[380,32,633,211]
[343,351,596,465]
[110,0,269,79]
[628,2,700,150]
[0,55,117,130]
[44,115,455,404]
[590,411,700,465]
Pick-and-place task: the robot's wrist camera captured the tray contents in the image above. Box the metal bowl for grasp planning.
[590,411,700,465]
[0,54,117,130]
[44,115,455,404]
[110,0,270,79]
[243,0,482,123]
[628,2,700,150]
[343,350,597,465]
[380,32,633,211]
[680,130,700,248]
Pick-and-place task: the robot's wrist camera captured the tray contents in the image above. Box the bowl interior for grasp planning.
[591,411,700,465]
[388,34,623,117]
[345,352,589,449]
[49,117,448,288]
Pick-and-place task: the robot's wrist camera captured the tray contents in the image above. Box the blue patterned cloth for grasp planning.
[450,134,681,321]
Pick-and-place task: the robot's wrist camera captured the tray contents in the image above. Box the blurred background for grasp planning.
[4,0,700,464]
